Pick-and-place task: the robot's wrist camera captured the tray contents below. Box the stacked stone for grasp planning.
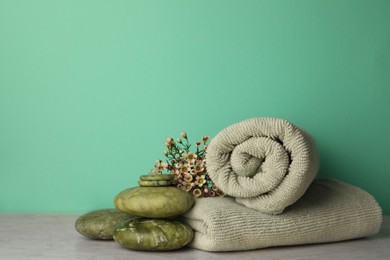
[75,174,195,251]
[75,209,136,240]
[113,174,194,251]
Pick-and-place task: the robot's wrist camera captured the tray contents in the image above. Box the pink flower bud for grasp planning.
[195,141,201,147]
[180,131,187,138]
[176,138,182,143]
[164,150,168,155]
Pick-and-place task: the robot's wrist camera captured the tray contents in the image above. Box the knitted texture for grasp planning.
[206,117,319,214]
[181,179,382,252]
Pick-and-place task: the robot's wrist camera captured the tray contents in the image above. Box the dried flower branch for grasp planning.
[151,132,223,198]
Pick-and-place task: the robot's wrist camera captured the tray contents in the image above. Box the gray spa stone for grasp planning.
[113,218,193,251]
[114,187,194,218]
[75,209,136,240]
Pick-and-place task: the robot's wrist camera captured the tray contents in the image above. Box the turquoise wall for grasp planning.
[1,0,389,213]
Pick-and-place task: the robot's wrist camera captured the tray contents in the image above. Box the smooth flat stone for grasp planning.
[114,187,194,218]
[139,174,173,181]
[75,209,136,240]
[113,218,193,251]
[138,180,173,187]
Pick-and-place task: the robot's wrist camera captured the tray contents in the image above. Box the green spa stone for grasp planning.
[75,209,137,240]
[113,218,193,251]
[138,180,173,187]
[114,186,194,218]
[139,174,174,181]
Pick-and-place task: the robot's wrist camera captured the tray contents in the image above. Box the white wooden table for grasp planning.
[0,214,389,259]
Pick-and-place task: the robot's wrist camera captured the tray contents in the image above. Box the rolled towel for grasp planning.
[181,179,382,252]
[206,117,319,214]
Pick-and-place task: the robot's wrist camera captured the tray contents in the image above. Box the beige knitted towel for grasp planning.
[206,117,319,214]
[181,179,382,252]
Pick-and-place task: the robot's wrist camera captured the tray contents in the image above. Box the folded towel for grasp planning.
[181,179,382,252]
[206,117,319,214]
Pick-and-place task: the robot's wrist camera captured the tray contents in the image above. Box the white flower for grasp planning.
[172,169,180,175]
[180,164,191,174]
[173,172,180,180]
[183,174,193,183]
[195,175,206,187]
[193,188,202,197]
[184,152,197,164]
[174,162,183,169]
[190,168,197,176]
[185,183,192,192]
[194,160,204,173]
[154,160,164,172]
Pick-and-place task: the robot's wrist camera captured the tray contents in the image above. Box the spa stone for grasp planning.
[113,218,193,251]
[75,209,136,239]
[114,186,194,218]
[138,180,173,187]
[139,174,174,181]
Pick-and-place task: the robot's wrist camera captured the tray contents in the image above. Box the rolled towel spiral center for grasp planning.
[231,137,289,182]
